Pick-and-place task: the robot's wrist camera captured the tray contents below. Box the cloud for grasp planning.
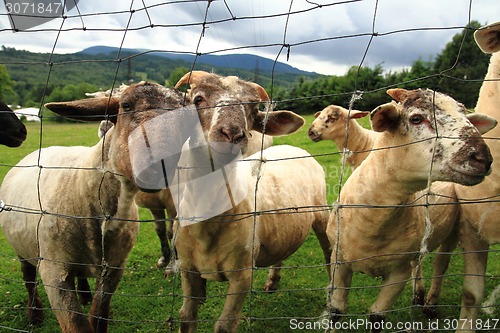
[0,0,497,75]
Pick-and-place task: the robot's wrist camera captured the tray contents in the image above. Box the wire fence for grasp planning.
[0,0,499,332]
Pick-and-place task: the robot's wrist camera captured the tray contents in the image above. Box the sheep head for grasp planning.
[175,71,304,155]
[0,101,27,147]
[370,88,496,186]
[308,105,369,142]
[45,82,191,192]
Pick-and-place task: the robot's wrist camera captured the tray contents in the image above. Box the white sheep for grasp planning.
[307,103,440,307]
[422,21,500,332]
[0,82,187,332]
[93,89,274,268]
[134,129,273,268]
[327,88,496,331]
[308,105,375,169]
[0,101,27,147]
[172,71,332,332]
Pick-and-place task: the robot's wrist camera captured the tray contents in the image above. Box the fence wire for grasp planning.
[0,0,499,332]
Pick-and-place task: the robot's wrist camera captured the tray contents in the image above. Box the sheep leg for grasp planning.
[328,262,353,323]
[19,257,44,325]
[369,267,412,333]
[423,234,459,318]
[77,277,93,306]
[179,269,206,333]
[89,266,124,333]
[411,260,425,306]
[151,208,171,268]
[38,261,93,333]
[312,215,332,276]
[214,274,252,333]
[458,223,489,333]
[264,262,281,292]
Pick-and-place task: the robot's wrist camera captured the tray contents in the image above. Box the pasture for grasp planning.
[0,117,498,332]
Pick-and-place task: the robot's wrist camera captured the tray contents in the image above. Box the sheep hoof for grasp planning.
[157,256,167,268]
[264,278,280,292]
[329,308,343,323]
[27,307,44,326]
[422,305,438,319]
[369,313,385,333]
[164,267,175,279]
[413,290,425,306]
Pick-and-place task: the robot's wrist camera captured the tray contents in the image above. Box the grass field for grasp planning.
[0,118,498,332]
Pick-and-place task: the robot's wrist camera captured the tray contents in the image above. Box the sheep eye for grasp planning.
[193,95,205,106]
[409,114,424,125]
[121,102,132,111]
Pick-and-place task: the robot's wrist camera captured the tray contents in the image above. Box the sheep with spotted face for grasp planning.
[421,21,500,332]
[327,88,496,332]
[172,71,331,333]
[308,105,375,169]
[307,103,457,308]
[0,82,187,333]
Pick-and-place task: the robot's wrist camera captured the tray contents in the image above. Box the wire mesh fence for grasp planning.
[0,1,499,332]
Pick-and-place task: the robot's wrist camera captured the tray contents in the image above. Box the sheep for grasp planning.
[92,88,274,268]
[0,101,27,147]
[308,105,375,169]
[134,129,273,268]
[172,71,332,332]
[421,21,500,331]
[327,88,496,332]
[0,82,188,332]
[307,104,439,306]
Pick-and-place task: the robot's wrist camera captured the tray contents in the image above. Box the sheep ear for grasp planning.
[254,110,305,136]
[314,111,321,118]
[44,97,120,123]
[386,88,410,102]
[370,102,399,132]
[474,21,500,54]
[248,82,270,101]
[349,110,370,119]
[174,71,210,89]
[467,113,497,135]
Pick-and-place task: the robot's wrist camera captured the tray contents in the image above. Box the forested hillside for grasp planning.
[0,21,490,115]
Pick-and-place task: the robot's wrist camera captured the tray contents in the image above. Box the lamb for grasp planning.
[422,21,500,331]
[0,82,188,332]
[308,105,375,169]
[327,88,496,331]
[172,71,332,332]
[0,101,27,147]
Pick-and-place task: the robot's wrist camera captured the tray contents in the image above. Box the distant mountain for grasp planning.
[78,45,316,76]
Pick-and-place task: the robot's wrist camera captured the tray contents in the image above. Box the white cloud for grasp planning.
[0,0,497,75]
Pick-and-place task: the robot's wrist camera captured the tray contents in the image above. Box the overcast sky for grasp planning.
[0,0,498,75]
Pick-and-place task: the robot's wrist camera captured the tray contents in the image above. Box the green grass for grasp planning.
[0,119,499,332]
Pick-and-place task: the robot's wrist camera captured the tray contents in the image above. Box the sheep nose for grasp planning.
[469,148,493,173]
[221,126,245,144]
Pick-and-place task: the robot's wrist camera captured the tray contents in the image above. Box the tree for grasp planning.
[0,64,19,104]
[433,21,490,108]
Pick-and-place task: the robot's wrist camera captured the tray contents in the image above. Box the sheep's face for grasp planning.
[176,71,304,157]
[0,102,27,147]
[44,82,190,192]
[308,106,344,142]
[371,88,496,186]
[308,105,370,143]
[110,82,188,189]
